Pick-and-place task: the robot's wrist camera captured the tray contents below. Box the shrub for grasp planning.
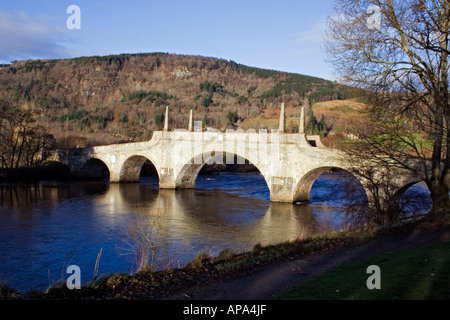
[217,248,234,262]
[127,90,148,101]
[154,113,164,126]
[226,111,238,125]
[202,94,213,107]
[185,252,211,271]
[238,96,248,103]
[120,113,128,123]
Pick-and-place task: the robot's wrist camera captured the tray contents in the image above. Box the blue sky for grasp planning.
[0,0,335,79]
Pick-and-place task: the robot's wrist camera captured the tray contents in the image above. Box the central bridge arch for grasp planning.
[174,151,271,192]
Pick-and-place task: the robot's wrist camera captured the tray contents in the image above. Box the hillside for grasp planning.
[312,99,366,133]
[0,53,362,148]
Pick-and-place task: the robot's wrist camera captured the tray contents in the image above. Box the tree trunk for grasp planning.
[428,181,450,220]
[427,90,449,220]
[429,23,450,220]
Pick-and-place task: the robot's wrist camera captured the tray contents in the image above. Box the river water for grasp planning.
[0,171,430,293]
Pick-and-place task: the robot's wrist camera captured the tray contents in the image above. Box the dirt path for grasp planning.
[164,226,450,300]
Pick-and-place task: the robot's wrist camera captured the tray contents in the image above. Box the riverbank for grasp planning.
[2,216,449,300]
[168,218,450,300]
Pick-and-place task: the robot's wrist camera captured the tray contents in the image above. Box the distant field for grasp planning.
[239,99,366,134]
[311,99,366,133]
[312,98,365,114]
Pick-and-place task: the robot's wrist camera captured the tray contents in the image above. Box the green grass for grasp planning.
[276,241,450,300]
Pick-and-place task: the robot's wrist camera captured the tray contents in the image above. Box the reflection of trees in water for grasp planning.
[0,183,94,213]
[0,184,53,209]
[0,182,111,208]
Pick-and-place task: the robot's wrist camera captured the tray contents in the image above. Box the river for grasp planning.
[0,171,431,293]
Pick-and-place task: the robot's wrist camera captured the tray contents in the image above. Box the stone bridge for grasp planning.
[51,104,424,205]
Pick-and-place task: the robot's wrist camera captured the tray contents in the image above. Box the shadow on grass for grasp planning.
[276,241,450,300]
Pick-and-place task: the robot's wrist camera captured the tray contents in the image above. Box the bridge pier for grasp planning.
[157,167,177,189]
[269,177,295,202]
[110,172,121,183]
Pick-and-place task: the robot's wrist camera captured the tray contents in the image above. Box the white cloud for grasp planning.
[0,10,79,63]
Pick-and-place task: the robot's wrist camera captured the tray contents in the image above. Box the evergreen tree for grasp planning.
[307,111,328,136]
[226,111,238,125]
[318,113,327,132]
[154,113,164,126]
[306,112,317,134]
[202,94,213,107]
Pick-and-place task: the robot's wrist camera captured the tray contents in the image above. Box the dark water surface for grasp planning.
[0,172,430,292]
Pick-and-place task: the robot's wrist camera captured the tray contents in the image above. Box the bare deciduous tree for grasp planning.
[0,101,55,169]
[326,0,450,220]
[120,209,168,273]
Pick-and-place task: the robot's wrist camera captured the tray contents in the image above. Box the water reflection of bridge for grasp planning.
[95,183,321,249]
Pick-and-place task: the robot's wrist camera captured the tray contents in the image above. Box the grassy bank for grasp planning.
[276,240,450,300]
[1,217,449,300]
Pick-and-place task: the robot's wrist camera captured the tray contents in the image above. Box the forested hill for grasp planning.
[0,52,361,148]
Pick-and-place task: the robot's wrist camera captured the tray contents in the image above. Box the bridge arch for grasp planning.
[120,155,159,183]
[174,151,271,192]
[389,179,432,216]
[80,158,110,180]
[293,166,368,204]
